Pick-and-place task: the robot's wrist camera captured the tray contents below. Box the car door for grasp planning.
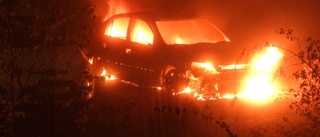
[124,18,158,85]
[102,16,131,79]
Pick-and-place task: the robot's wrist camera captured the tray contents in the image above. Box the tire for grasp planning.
[160,66,186,94]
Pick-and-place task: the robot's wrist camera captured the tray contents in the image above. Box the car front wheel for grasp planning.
[160,67,187,94]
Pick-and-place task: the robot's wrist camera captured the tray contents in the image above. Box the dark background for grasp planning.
[93,0,320,51]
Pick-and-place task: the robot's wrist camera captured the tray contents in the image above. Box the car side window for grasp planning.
[105,17,130,40]
[130,19,154,45]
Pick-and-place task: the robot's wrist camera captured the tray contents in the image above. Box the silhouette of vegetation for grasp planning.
[0,0,95,136]
[275,28,320,136]
[6,0,319,137]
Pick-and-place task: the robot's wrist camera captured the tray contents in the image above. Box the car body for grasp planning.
[93,11,248,96]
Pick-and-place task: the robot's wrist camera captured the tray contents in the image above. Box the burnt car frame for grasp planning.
[93,12,248,95]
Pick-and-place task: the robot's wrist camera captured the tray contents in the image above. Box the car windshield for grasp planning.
[156,19,230,45]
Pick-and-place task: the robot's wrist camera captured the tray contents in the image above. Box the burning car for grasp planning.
[93,11,249,97]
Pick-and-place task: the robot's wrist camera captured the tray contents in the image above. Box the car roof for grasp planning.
[108,11,199,22]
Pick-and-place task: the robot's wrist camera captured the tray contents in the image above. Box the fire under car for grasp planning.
[92,11,250,98]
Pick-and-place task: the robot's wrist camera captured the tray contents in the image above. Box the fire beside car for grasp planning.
[93,11,249,97]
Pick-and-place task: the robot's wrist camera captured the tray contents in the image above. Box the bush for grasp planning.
[0,0,95,136]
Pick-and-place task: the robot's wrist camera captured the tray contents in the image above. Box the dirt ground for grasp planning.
[14,81,313,137]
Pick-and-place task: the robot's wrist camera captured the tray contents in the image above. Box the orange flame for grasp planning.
[105,18,129,39]
[104,0,127,21]
[175,35,184,44]
[240,47,283,100]
[181,87,192,93]
[88,57,93,64]
[100,67,116,81]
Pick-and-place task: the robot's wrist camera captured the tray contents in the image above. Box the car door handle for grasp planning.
[126,48,132,54]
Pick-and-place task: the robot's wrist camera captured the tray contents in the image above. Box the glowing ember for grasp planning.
[156,87,162,91]
[175,35,184,44]
[219,64,247,70]
[197,94,205,101]
[194,92,198,97]
[100,67,116,81]
[223,93,237,99]
[88,57,93,64]
[181,87,192,93]
[191,62,219,74]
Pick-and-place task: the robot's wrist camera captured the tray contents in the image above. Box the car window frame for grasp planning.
[105,17,131,40]
[128,18,155,46]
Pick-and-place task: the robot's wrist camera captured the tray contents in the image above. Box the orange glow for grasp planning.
[240,47,283,100]
[181,87,191,93]
[156,87,162,91]
[175,35,184,44]
[240,76,275,100]
[191,62,219,74]
[219,64,247,70]
[105,0,127,21]
[131,20,154,45]
[197,94,206,101]
[100,69,106,76]
[253,47,283,72]
[88,57,93,64]
[105,18,130,39]
[223,93,237,99]
[100,67,116,81]
[106,25,127,39]
[133,27,153,45]
[192,62,214,70]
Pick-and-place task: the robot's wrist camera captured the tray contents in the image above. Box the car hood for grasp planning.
[166,42,243,66]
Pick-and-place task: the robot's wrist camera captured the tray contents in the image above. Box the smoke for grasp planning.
[197,0,320,47]
[92,0,320,47]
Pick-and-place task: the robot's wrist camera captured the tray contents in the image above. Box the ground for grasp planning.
[14,81,307,137]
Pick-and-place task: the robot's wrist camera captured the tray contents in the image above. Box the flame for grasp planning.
[132,25,154,45]
[253,47,282,72]
[197,94,206,101]
[88,57,93,64]
[156,87,162,91]
[175,35,184,44]
[100,67,116,81]
[194,92,198,97]
[176,47,283,101]
[105,18,129,39]
[240,47,283,100]
[223,93,237,99]
[181,87,191,93]
[191,62,219,74]
[105,0,127,21]
[240,76,275,100]
[219,64,247,70]
[105,17,154,45]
